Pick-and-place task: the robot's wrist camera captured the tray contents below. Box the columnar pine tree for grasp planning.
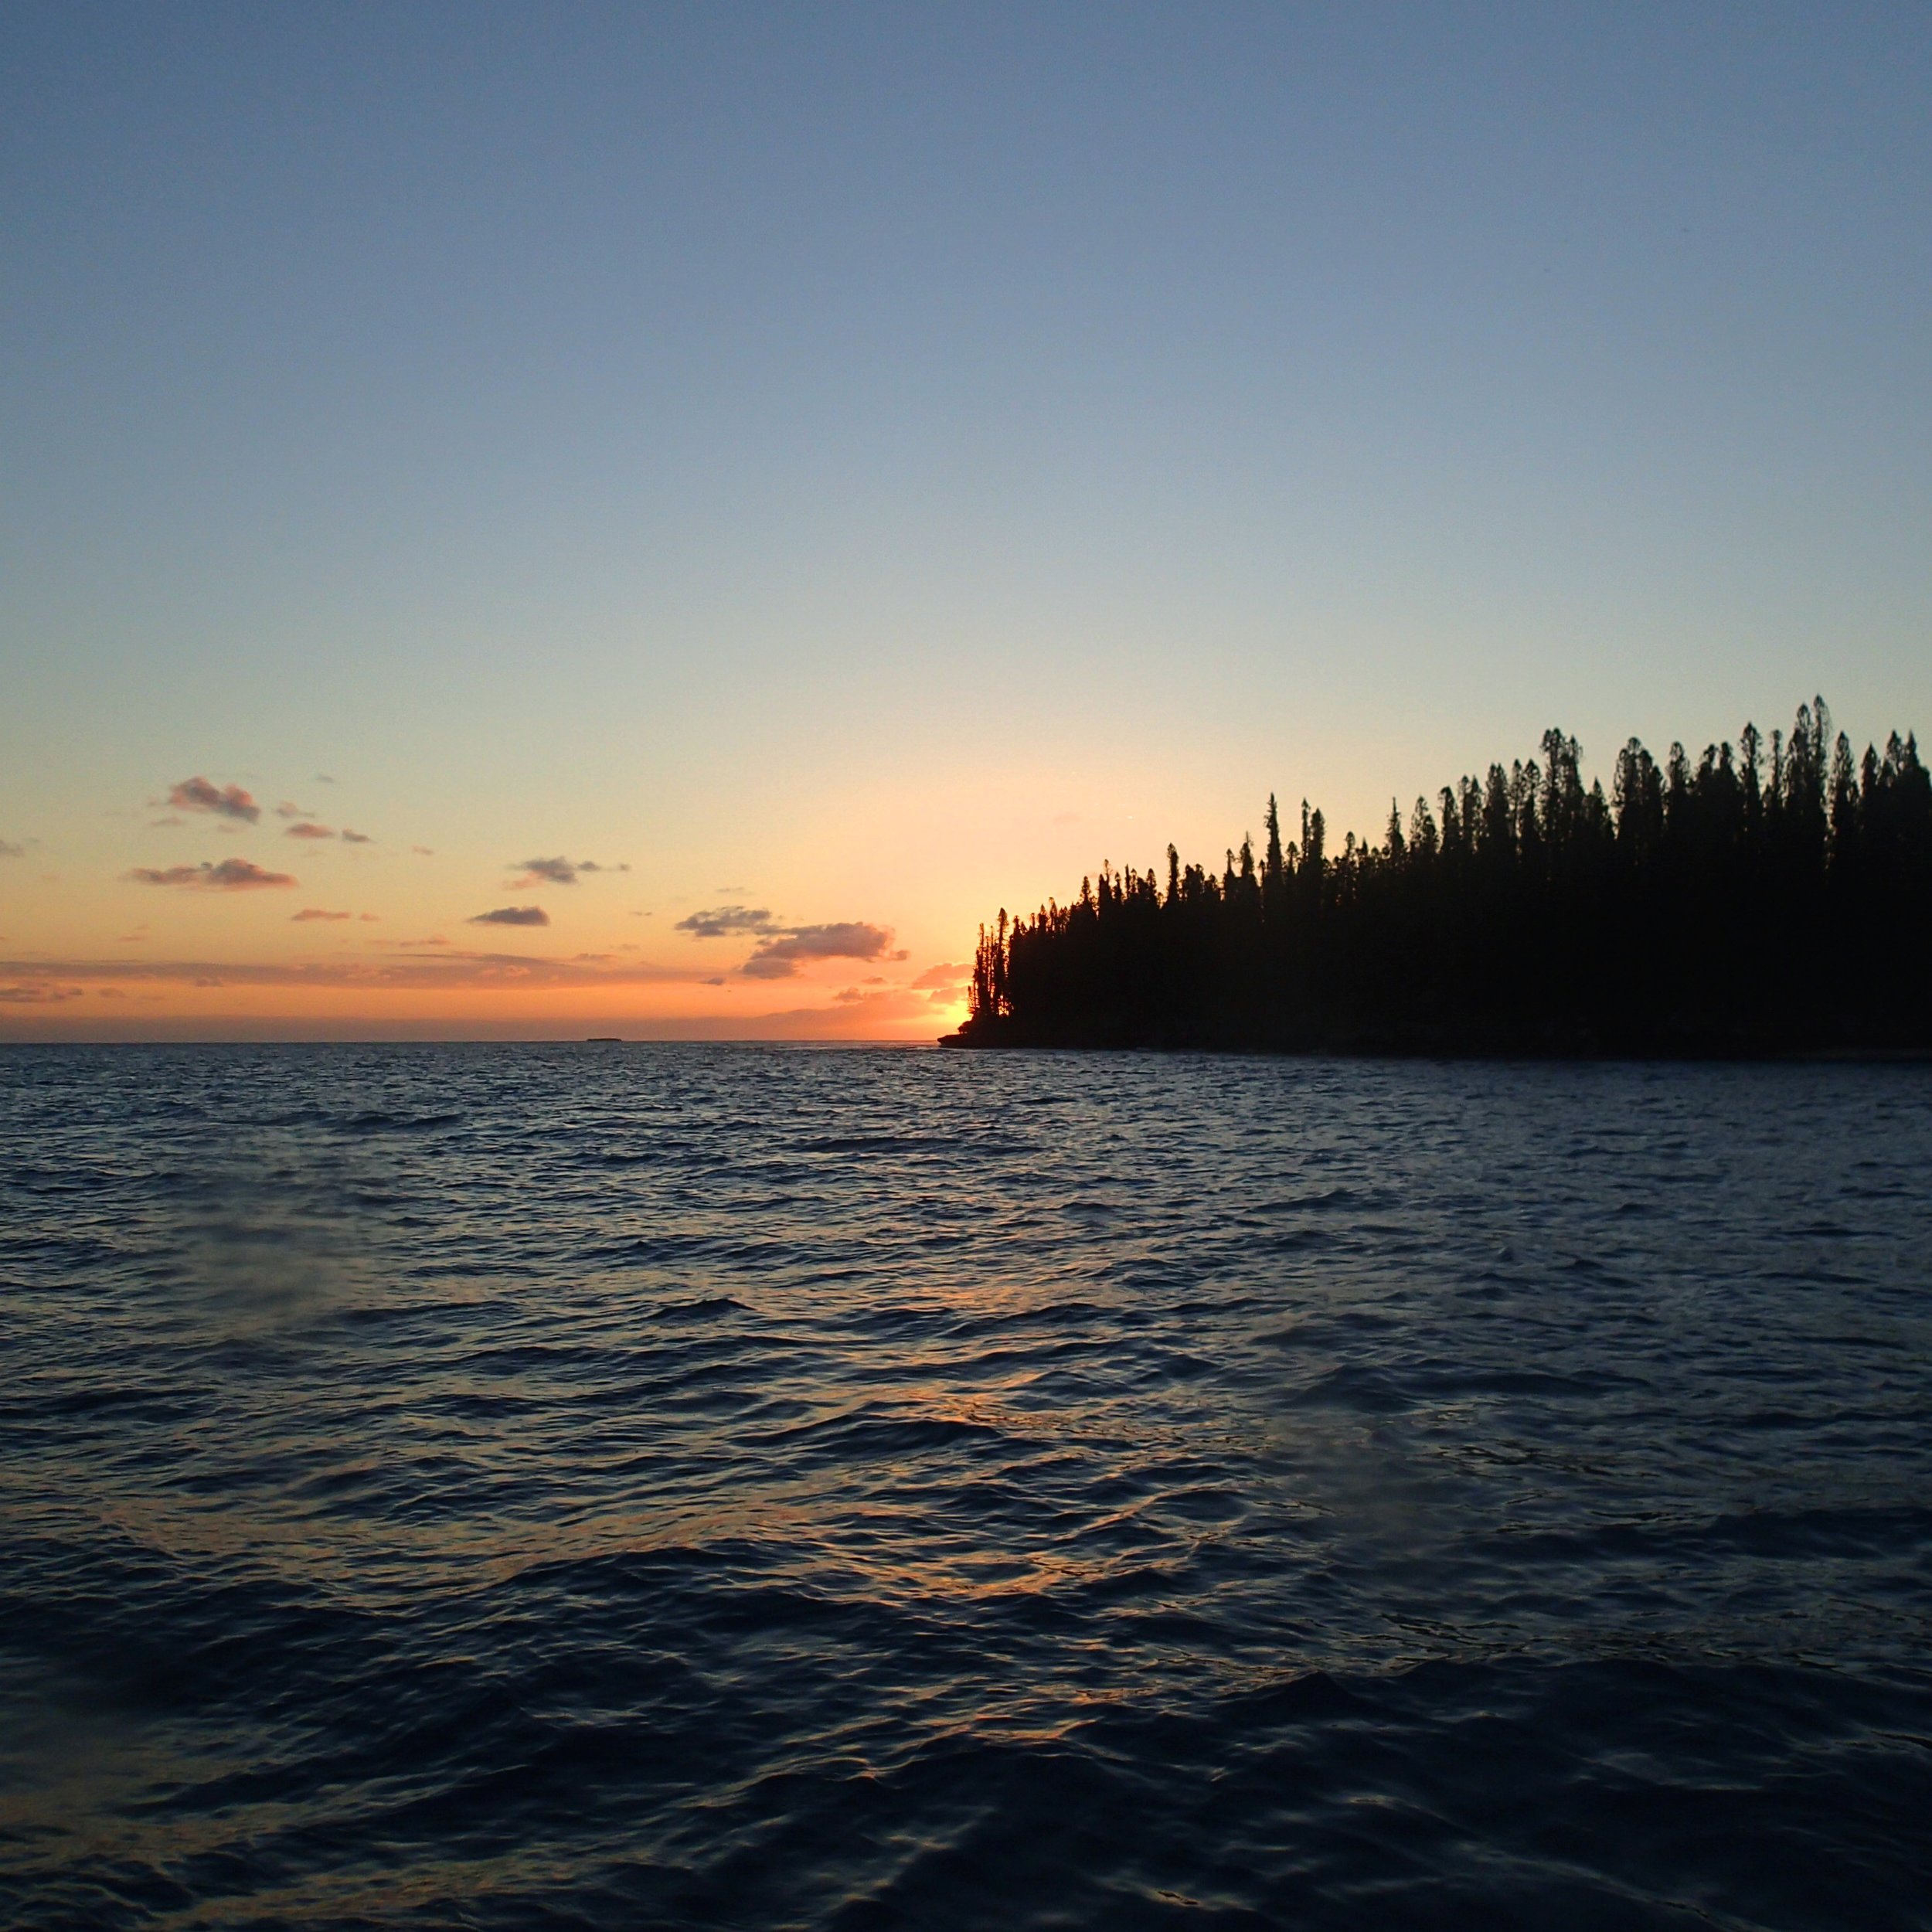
[954,699,1932,1053]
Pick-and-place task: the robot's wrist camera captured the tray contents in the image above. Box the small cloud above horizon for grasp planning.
[292,908,352,922]
[0,839,25,859]
[676,904,777,938]
[679,906,901,978]
[742,921,895,979]
[910,961,969,989]
[512,855,630,887]
[342,829,373,844]
[285,821,335,840]
[469,905,550,927]
[0,981,83,1003]
[167,777,260,825]
[126,858,297,891]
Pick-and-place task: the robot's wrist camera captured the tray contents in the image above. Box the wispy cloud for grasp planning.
[910,961,969,989]
[275,801,315,821]
[0,961,954,1039]
[0,840,24,859]
[678,905,902,978]
[512,855,630,887]
[126,859,297,891]
[469,906,549,927]
[168,777,260,825]
[710,985,964,1039]
[292,908,352,922]
[675,904,778,937]
[285,821,335,840]
[342,829,373,845]
[742,922,896,979]
[0,950,712,994]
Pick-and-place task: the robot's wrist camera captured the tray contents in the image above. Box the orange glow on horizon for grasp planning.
[0,957,970,1042]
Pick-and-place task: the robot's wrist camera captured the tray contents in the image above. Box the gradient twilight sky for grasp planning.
[3,2,1928,1038]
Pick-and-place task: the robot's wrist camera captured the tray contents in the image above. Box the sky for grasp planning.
[2,2,1927,1039]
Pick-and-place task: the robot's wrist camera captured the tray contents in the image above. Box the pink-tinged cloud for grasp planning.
[716,985,965,1039]
[412,845,434,856]
[275,801,314,820]
[125,859,298,890]
[359,912,380,922]
[741,922,894,979]
[292,908,352,922]
[469,906,549,927]
[910,961,969,989]
[341,829,373,844]
[168,777,260,824]
[0,951,843,1006]
[285,821,335,840]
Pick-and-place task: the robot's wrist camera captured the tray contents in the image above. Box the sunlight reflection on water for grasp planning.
[2,1044,1930,1928]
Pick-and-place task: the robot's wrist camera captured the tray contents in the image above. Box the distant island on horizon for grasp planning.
[944,698,1932,1057]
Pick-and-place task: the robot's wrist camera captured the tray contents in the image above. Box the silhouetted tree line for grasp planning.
[951,699,1932,1053]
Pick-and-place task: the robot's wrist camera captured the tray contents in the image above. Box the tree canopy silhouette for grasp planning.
[950,699,1932,1054]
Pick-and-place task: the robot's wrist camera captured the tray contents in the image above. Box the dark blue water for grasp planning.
[2,1046,1929,1930]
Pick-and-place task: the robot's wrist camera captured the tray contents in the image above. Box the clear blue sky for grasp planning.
[2,2,1928,1033]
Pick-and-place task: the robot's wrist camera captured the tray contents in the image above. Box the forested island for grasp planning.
[946,699,1932,1056]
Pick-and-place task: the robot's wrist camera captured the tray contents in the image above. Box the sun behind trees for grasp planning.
[949,699,1932,1055]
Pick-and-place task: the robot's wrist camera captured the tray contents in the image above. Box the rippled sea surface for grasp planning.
[3,1046,1930,1930]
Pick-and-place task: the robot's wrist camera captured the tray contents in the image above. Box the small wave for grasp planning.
[651,1294,753,1322]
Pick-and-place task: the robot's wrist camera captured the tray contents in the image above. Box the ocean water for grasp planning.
[2,1045,1930,1931]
